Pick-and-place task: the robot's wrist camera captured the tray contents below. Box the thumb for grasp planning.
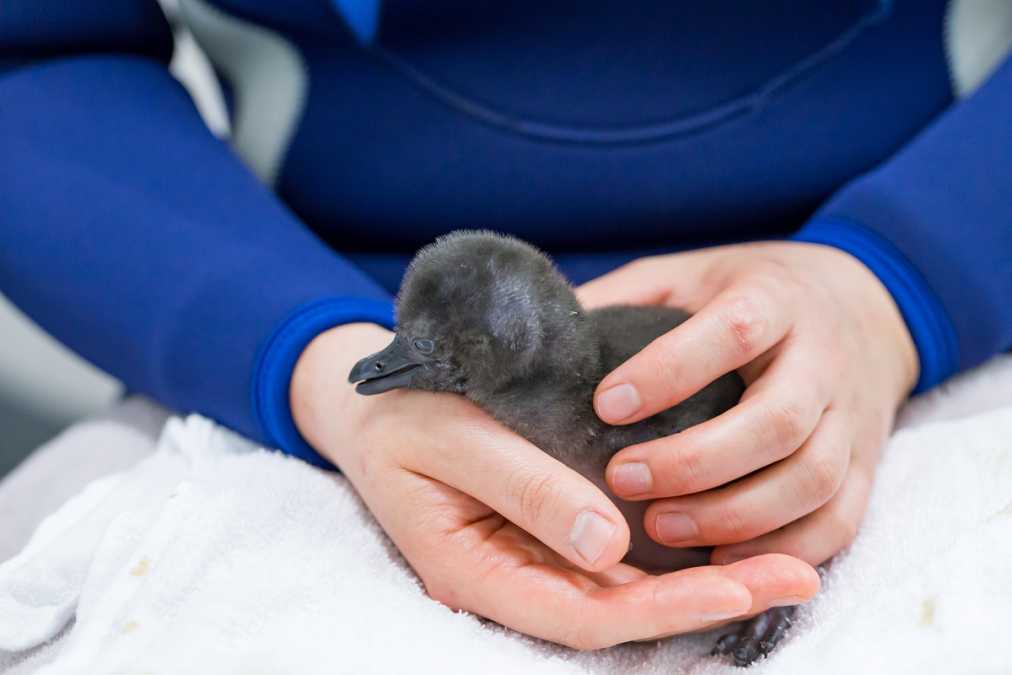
[574,250,727,311]
[404,395,632,571]
[575,259,672,310]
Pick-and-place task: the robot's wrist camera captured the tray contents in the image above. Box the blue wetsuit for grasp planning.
[1,0,1010,467]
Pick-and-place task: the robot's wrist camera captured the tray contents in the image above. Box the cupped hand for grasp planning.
[577,242,919,566]
[291,322,819,648]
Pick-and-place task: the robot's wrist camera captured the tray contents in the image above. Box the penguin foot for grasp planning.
[711,605,796,667]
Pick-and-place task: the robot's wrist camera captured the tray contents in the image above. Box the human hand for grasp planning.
[577,242,919,566]
[290,322,819,648]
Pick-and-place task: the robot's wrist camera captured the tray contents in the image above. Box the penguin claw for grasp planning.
[712,605,796,667]
[710,631,739,656]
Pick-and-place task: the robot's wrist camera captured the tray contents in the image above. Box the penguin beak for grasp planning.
[348,335,424,395]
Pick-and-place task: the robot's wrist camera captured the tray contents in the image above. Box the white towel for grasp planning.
[2,356,1012,675]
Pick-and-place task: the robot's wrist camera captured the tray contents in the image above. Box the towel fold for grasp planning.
[2,356,1012,674]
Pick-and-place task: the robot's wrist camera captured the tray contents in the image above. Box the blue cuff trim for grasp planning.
[330,0,380,44]
[793,218,959,393]
[253,297,395,470]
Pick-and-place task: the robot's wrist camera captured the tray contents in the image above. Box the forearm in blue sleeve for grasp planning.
[0,50,392,468]
[795,55,1012,392]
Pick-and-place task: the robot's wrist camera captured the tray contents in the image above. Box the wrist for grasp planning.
[800,242,920,402]
[839,249,920,398]
[290,322,393,464]
[792,218,958,394]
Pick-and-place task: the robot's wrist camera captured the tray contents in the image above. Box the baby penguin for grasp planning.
[349,231,794,666]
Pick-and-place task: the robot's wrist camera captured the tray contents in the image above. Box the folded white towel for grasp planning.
[2,356,1012,675]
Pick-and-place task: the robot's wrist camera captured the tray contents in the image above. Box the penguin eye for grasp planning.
[413,338,435,354]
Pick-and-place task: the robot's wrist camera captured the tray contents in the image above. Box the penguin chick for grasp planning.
[349,230,793,666]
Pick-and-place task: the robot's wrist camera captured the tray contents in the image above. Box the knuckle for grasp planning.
[721,294,768,358]
[827,507,860,548]
[421,576,461,610]
[665,447,705,494]
[798,453,845,505]
[714,504,752,543]
[507,470,560,528]
[763,401,811,452]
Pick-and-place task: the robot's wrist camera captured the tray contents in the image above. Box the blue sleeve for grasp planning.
[0,1,394,468]
[794,54,1012,393]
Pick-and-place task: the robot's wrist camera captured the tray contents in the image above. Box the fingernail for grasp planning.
[655,512,698,544]
[597,384,641,421]
[770,595,807,608]
[612,462,653,495]
[569,510,616,566]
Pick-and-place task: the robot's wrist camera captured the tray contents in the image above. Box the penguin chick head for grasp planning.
[349,230,590,397]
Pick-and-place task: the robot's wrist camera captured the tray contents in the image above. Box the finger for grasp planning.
[464,554,817,649]
[584,562,649,587]
[574,249,728,311]
[645,409,851,547]
[606,347,828,499]
[396,392,631,572]
[377,471,821,649]
[711,444,876,566]
[486,565,750,649]
[574,259,674,309]
[594,280,795,425]
[718,554,822,616]
[644,554,821,640]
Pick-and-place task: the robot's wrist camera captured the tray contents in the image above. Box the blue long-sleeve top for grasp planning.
[2,0,1010,468]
